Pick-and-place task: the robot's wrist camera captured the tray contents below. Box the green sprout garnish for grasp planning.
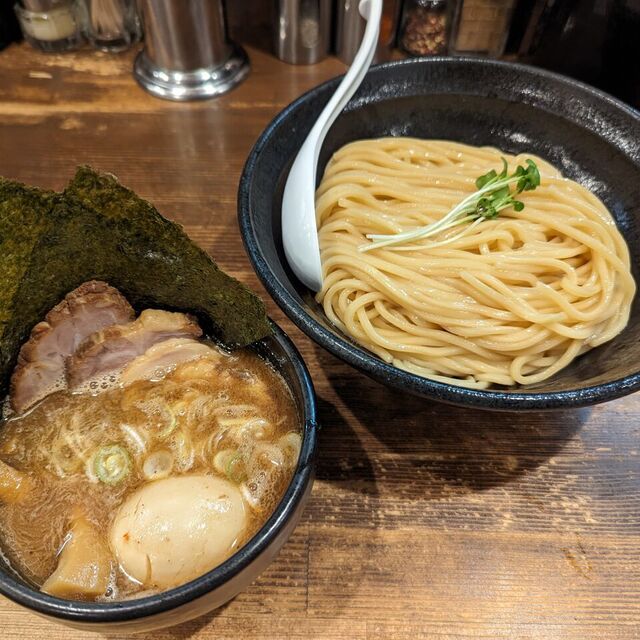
[360,158,541,252]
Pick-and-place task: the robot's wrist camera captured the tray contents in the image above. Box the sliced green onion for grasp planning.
[225,452,246,484]
[252,443,285,468]
[238,418,272,441]
[278,432,302,466]
[120,423,147,454]
[213,449,234,474]
[93,444,131,485]
[158,405,178,438]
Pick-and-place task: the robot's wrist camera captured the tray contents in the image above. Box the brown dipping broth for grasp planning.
[0,342,301,600]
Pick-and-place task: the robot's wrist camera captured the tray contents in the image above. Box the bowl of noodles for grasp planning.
[238,57,640,410]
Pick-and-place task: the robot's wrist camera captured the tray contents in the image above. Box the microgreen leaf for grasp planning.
[492,186,510,201]
[515,159,541,192]
[526,159,541,188]
[475,169,497,190]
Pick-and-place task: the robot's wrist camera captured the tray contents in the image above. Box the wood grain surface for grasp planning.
[0,42,639,640]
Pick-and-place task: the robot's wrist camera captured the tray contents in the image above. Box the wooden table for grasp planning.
[0,42,639,640]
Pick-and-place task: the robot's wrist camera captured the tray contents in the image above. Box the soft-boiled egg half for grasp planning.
[110,475,247,589]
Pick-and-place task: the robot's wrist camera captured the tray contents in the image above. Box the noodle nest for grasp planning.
[316,138,635,389]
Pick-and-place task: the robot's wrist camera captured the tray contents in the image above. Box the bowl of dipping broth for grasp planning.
[0,318,317,633]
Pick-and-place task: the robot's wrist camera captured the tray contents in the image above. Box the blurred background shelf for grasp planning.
[3,0,639,108]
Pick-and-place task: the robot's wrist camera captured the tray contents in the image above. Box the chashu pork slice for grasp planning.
[120,337,219,386]
[67,309,202,389]
[9,281,134,414]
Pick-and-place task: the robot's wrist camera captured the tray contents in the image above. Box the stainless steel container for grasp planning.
[274,0,332,64]
[134,0,249,101]
[335,0,401,64]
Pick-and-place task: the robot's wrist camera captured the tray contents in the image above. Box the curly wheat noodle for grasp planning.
[315,138,636,389]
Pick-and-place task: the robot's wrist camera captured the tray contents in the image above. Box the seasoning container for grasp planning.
[134,0,250,101]
[85,0,140,52]
[14,0,86,52]
[274,0,332,64]
[335,0,401,64]
[449,0,516,57]
[399,0,450,56]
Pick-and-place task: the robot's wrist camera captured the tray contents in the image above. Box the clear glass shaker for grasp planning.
[14,0,86,52]
[85,0,140,52]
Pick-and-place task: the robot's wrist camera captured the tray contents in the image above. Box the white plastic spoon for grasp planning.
[281,0,382,292]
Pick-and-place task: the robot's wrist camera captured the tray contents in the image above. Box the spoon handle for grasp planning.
[309,0,383,160]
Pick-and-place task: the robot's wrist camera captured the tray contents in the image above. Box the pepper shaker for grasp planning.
[134,0,249,101]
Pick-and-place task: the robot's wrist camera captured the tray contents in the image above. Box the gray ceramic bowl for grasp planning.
[238,57,640,411]
[0,322,317,633]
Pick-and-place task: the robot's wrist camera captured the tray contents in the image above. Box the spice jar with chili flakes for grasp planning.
[399,0,451,56]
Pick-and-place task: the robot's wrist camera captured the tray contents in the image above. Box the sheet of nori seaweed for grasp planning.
[0,168,271,398]
[62,166,271,346]
[0,178,58,384]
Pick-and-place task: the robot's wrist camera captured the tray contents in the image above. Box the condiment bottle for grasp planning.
[399,0,450,56]
[14,0,86,52]
[85,0,140,52]
[449,0,516,57]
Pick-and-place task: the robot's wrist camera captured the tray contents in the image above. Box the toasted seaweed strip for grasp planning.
[0,169,270,398]
[63,166,271,347]
[0,178,58,386]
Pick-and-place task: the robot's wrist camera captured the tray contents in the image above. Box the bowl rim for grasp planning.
[0,320,318,622]
[238,56,640,411]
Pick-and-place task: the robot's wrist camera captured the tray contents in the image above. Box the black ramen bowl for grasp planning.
[0,321,317,633]
[238,57,640,411]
